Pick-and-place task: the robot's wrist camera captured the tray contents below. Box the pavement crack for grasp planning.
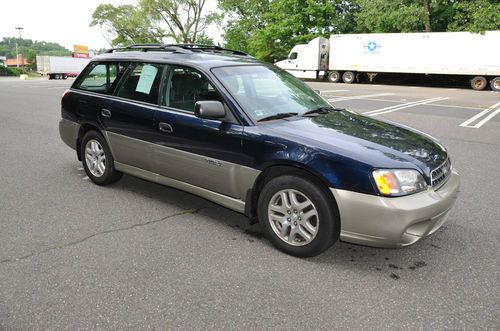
[0,207,208,265]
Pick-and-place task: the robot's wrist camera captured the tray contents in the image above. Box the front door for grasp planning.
[152,65,253,199]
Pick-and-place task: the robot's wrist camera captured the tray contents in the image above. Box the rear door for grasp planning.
[102,62,165,171]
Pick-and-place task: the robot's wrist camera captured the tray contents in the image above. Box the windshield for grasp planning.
[212,65,331,122]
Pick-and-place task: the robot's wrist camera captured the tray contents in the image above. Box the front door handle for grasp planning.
[101,108,112,118]
[159,122,173,133]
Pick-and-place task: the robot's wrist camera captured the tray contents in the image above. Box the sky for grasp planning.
[0,0,222,51]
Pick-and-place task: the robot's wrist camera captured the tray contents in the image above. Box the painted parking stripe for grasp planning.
[328,93,394,102]
[365,97,449,116]
[362,97,444,115]
[460,101,500,128]
[320,89,349,93]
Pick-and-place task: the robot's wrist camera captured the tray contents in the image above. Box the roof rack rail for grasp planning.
[104,44,190,54]
[163,44,251,56]
[104,43,251,56]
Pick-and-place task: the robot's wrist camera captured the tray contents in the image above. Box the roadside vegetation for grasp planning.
[90,0,500,62]
[0,38,72,75]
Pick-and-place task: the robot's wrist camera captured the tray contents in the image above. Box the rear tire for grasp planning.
[81,130,122,186]
[342,71,356,84]
[470,76,487,90]
[327,71,341,83]
[258,174,340,257]
[490,77,500,92]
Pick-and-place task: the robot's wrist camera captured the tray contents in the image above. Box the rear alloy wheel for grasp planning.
[81,131,122,186]
[470,76,487,90]
[258,174,339,257]
[327,71,341,83]
[342,71,356,84]
[490,77,500,92]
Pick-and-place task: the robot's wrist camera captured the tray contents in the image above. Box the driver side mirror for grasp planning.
[194,101,226,120]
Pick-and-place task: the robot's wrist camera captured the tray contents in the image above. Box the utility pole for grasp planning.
[15,27,24,67]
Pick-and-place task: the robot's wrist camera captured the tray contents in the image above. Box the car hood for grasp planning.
[256,110,448,176]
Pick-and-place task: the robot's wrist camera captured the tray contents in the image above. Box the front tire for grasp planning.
[81,130,122,186]
[258,174,340,257]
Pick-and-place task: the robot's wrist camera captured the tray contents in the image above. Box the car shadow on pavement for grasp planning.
[97,171,450,282]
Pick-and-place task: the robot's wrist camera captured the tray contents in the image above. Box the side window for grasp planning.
[289,52,298,60]
[115,63,164,104]
[162,65,222,112]
[76,62,125,94]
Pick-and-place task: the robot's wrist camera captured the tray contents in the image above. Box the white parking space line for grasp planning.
[328,93,394,102]
[320,89,348,93]
[364,97,449,116]
[460,101,500,128]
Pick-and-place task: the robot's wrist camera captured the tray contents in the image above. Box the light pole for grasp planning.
[15,27,24,67]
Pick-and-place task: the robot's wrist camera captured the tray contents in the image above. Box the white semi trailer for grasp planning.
[36,56,90,80]
[275,31,500,91]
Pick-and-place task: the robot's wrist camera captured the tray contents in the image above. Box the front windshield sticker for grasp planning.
[136,64,158,94]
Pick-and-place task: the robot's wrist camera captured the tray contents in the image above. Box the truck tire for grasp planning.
[470,76,487,90]
[327,71,341,83]
[47,74,52,80]
[342,71,356,84]
[490,77,500,92]
[62,74,67,80]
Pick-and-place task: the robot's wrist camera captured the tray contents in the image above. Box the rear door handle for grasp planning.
[159,122,173,133]
[101,108,111,118]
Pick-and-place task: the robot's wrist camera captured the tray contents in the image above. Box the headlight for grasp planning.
[372,169,427,196]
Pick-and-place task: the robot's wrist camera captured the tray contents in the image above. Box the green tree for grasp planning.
[90,4,160,45]
[90,0,220,46]
[218,0,270,51]
[220,0,357,61]
[141,0,221,43]
[448,0,500,32]
[0,38,71,59]
[354,0,428,33]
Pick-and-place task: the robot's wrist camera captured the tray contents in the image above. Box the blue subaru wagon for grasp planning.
[59,44,460,257]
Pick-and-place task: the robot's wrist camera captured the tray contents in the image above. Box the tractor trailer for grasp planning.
[275,31,500,91]
[36,56,90,80]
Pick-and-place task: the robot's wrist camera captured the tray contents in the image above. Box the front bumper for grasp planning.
[330,170,460,248]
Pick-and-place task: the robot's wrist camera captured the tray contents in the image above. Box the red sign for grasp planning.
[72,53,90,58]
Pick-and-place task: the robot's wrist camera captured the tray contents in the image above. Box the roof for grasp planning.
[92,44,263,70]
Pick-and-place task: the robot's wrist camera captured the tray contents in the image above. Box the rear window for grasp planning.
[75,62,127,94]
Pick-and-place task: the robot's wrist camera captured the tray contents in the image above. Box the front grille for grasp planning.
[431,158,452,189]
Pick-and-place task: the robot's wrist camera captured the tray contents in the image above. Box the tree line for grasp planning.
[91,0,499,62]
[0,38,71,62]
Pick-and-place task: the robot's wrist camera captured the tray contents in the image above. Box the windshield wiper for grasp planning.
[301,106,340,116]
[257,112,298,122]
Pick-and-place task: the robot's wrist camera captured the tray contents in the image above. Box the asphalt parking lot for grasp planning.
[0,77,499,329]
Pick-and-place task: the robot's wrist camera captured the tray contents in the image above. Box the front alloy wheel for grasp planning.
[258,174,340,257]
[268,189,319,246]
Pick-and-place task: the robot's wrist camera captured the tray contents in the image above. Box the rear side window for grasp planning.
[115,63,164,104]
[75,62,126,94]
